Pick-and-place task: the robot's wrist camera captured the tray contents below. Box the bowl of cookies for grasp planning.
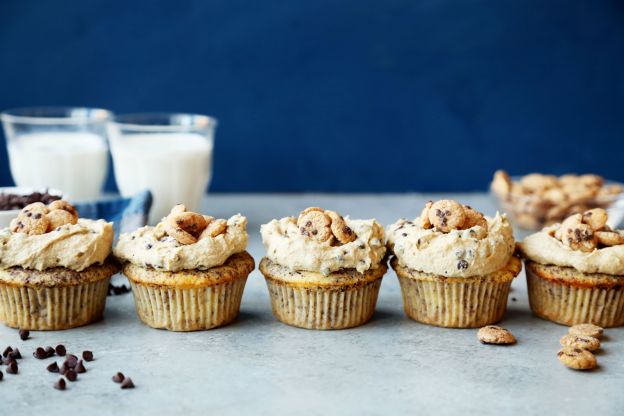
[490,171,624,230]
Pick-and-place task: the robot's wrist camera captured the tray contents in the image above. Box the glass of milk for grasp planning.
[108,113,216,224]
[1,107,112,201]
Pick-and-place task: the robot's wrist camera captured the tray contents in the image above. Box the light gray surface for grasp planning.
[1,194,622,416]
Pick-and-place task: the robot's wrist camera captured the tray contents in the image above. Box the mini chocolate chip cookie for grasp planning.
[325,210,356,244]
[47,209,78,231]
[461,205,488,230]
[477,325,516,345]
[557,347,597,370]
[559,334,600,352]
[297,210,332,242]
[595,231,624,247]
[428,200,466,232]
[200,218,227,238]
[569,323,604,339]
[581,208,608,231]
[48,200,78,219]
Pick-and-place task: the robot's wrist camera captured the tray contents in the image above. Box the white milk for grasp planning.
[109,133,213,224]
[7,132,108,200]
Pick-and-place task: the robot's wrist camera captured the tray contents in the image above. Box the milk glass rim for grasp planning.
[0,107,113,125]
[110,112,217,132]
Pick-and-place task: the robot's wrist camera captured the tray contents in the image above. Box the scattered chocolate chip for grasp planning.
[120,377,135,389]
[54,378,66,390]
[59,363,68,375]
[6,361,18,374]
[55,344,66,356]
[18,329,30,341]
[82,351,94,362]
[65,354,78,368]
[65,370,77,382]
[34,347,47,359]
[75,360,86,374]
[12,348,22,359]
[45,346,55,357]
[112,372,125,383]
[3,346,13,357]
[47,362,60,373]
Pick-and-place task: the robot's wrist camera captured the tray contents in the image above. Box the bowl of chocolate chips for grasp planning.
[0,187,63,229]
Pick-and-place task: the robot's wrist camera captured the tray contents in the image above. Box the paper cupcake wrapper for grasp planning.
[526,267,624,327]
[0,278,110,330]
[129,276,248,331]
[264,278,382,330]
[397,274,512,328]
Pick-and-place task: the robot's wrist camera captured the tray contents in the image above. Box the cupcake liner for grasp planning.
[264,277,382,330]
[526,264,624,327]
[128,276,248,331]
[396,273,512,328]
[0,278,110,330]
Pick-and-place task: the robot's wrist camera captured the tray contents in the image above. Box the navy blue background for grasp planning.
[1,0,623,192]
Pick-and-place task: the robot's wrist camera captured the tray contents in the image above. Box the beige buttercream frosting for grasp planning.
[0,219,114,272]
[520,224,624,275]
[260,216,386,275]
[386,213,515,277]
[114,214,248,272]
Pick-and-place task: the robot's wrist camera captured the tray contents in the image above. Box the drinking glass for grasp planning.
[1,107,112,201]
[108,113,217,224]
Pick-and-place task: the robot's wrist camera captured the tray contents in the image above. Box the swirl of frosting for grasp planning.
[260,216,386,275]
[0,219,113,272]
[114,214,248,272]
[386,213,515,277]
[520,224,624,275]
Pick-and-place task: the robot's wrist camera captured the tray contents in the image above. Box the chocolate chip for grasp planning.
[59,363,68,375]
[33,213,42,219]
[55,344,66,356]
[512,297,517,302]
[45,346,55,357]
[112,372,125,383]
[75,360,86,374]
[457,260,469,270]
[65,354,78,368]
[82,351,94,362]
[2,346,13,357]
[402,233,407,237]
[34,347,47,359]
[54,378,66,390]
[18,329,29,341]
[47,362,60,373]
[6,361,17,374]
[65,370,77,382]
[146,243,153,250]
[120,377,135,389]
[9,348,21,359]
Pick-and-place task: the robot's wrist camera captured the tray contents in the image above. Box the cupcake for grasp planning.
[519,208,624,327]
[0,201,117,330]
[387,200,521,328]
[259,207,387,330]
[114,205,254,331]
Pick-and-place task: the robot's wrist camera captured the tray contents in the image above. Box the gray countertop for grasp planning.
[1,194,622,416]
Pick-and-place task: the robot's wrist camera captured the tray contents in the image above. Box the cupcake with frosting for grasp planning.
[259,207,387,329]
[114,205,254,331]
[0,201,117,330]
[387,200,521,328]
[519,208,624,327]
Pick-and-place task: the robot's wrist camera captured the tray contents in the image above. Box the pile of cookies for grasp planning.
[552,208,624,252]
[162,204,227,245]
[557,324,604,370]
[491,170,624,229]
[9,201,78,235]
[418,200,487,232]
[297,207,356,244]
